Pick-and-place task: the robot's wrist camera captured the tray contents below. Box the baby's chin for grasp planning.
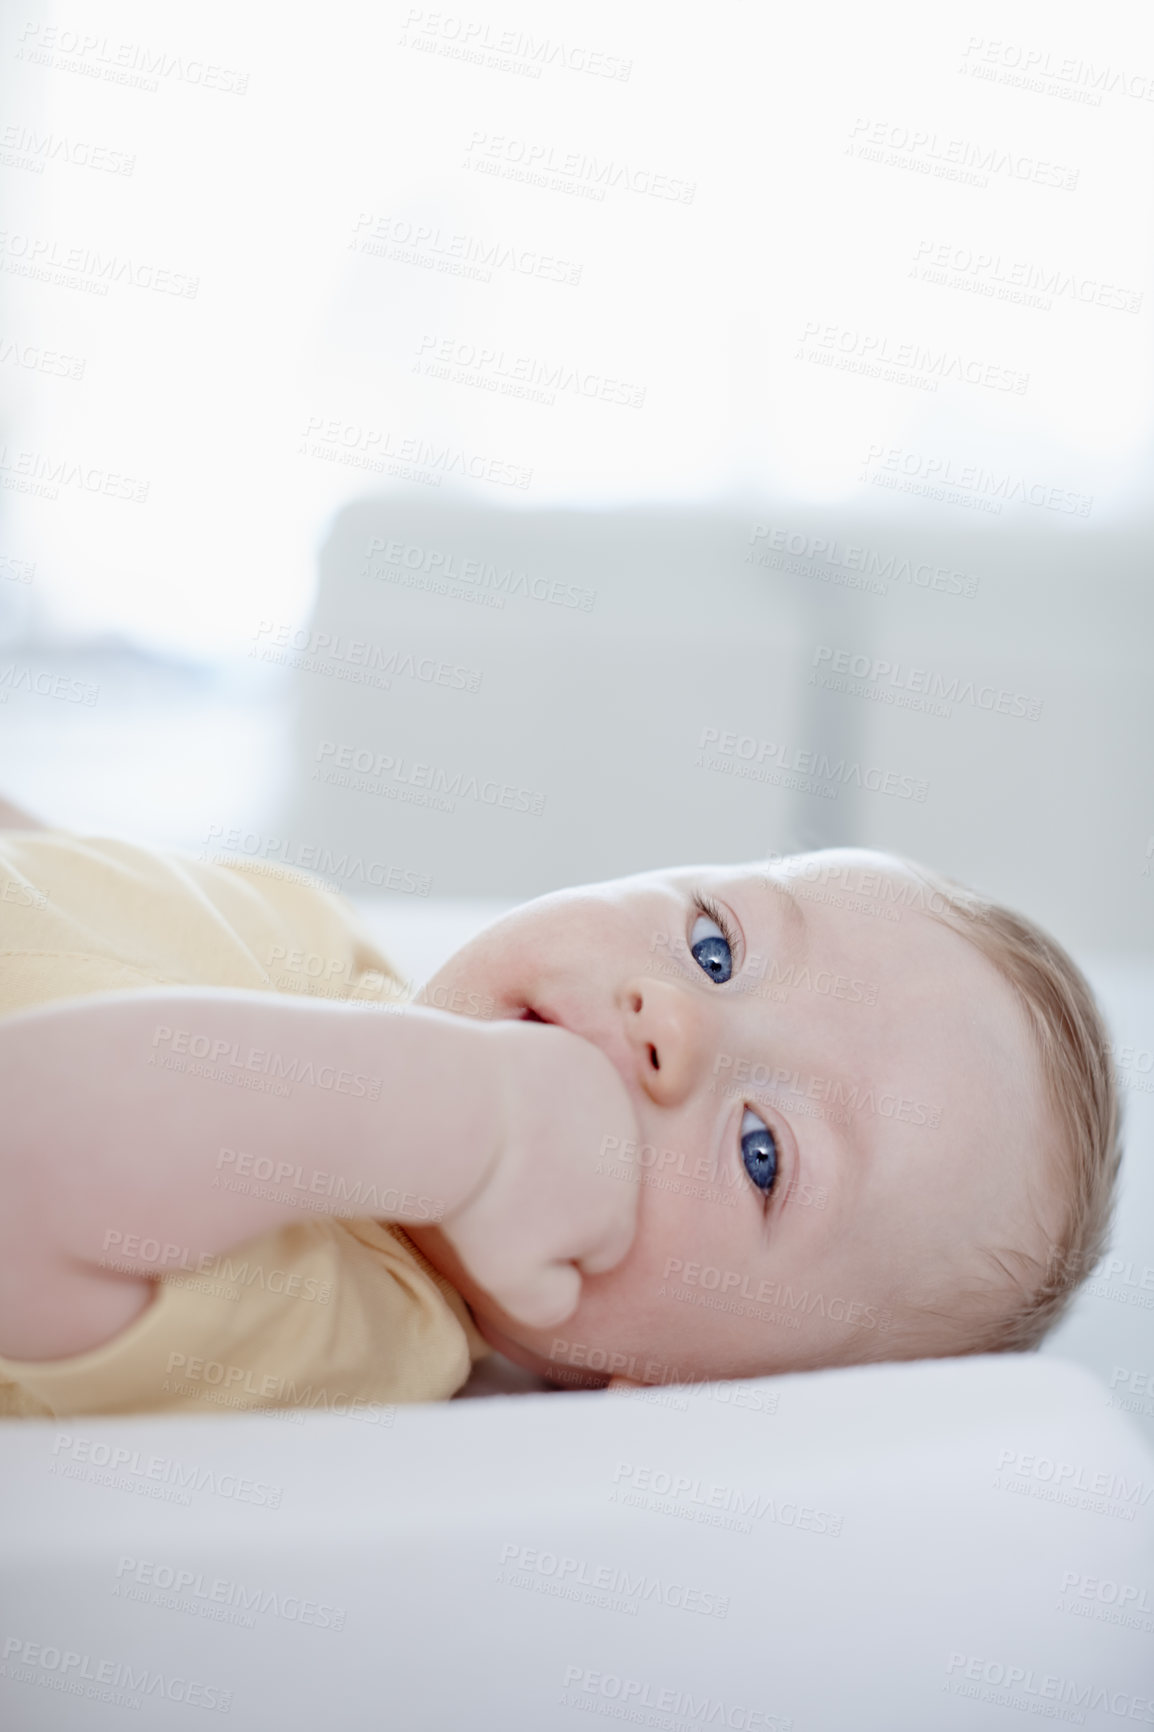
[404,1223,608,1387]
[468,1306,610,1389]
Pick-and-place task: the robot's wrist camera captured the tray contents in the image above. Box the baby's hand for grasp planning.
[439,1020,641,1330]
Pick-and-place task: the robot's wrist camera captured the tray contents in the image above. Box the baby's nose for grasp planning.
[618,976,708,1106]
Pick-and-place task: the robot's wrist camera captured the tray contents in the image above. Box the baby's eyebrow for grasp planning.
[761,878,807,952]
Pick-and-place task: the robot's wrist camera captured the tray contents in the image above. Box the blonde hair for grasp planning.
[878,857,1123,1358]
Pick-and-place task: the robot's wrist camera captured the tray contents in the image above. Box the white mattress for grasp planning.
[2,1354,1152,1730]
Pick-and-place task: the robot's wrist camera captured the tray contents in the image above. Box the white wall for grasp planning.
[2,0,1152,654]
[2,0,1151,956]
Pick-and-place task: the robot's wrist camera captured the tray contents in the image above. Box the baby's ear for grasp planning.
[606,1374,643,1391]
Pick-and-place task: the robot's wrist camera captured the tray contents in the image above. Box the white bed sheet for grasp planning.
[2,1354,1152,1731]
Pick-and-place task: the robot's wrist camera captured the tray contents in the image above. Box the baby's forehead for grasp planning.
[711,852,1033,1086]
[649,852,1032,1082]
[754,847,937,916]
[715,850,962,963]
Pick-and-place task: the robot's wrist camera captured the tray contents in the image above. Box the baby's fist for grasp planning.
[440,1020,641,1329]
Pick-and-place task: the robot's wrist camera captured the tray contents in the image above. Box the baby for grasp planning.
[405,846,1121,1389]
[0,800,1121,1418]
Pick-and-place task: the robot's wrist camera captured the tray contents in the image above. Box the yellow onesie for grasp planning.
[0,831,490,1420]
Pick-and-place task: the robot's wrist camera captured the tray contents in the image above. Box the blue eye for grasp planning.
[689,903,733,984]
[740,1108,778,1196]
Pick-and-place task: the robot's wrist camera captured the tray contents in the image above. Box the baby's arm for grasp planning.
[0,990,638,1361]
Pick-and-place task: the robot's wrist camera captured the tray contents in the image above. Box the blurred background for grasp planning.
[0,0,1151,1416]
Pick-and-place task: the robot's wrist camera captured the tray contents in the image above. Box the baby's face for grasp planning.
[408,849,1055,1387]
